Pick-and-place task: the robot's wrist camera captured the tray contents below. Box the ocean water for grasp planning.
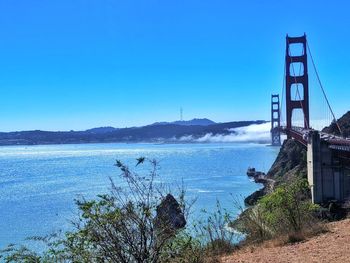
[0,142,279,249]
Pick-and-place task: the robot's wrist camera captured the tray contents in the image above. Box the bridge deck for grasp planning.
[280,126,350,152]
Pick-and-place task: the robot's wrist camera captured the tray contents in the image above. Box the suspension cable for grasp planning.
[306,41,342,135]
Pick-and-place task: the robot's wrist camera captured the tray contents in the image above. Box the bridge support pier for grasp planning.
[307,131,343,204]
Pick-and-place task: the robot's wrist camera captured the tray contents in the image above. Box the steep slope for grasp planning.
[223,219,350,263]
[322,111,350,137]
[244,139,307,206]
[269,110,350,183]
[267,139,307,183]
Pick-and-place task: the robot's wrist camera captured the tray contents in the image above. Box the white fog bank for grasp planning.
[179,122,272,143]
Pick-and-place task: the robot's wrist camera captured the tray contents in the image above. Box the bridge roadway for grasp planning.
[281,126,350,153]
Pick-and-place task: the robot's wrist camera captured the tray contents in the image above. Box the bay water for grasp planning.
[0,142,279,249]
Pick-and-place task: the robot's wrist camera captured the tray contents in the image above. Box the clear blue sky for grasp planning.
[0,0,349,131]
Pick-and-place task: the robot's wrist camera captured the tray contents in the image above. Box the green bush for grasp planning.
[258,178,318,235]
[234,177,321,244]
[0,158,197,263]
[1,158,237,263]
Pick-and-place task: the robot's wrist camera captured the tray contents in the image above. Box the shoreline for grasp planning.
[245,169,275,206]
[0,140,271,148]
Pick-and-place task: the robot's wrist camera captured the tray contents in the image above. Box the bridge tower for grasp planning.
[285,34,310,135]
[271,94,281,146]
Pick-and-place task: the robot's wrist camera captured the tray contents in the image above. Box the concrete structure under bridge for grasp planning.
[272,34,350,204]
[307,131,350,204]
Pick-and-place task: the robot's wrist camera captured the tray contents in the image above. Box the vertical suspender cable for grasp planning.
[306,41,342,135]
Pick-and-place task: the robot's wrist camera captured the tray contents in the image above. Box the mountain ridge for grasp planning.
[150,118,216,126]
[0,120,266,146]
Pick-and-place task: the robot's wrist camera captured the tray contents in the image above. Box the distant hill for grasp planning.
[85,127,118,134]
[322,111,350,137]
[0,120,266,146]
[151,118,216,126]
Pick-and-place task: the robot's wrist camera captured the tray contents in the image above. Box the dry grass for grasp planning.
[222,219,350,263]
[253,222,328,248]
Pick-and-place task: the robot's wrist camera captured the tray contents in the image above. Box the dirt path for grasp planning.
[222,219,350,263]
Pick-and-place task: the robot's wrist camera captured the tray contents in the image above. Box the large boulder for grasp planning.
[155,194,186,231]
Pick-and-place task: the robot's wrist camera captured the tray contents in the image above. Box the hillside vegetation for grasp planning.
[267,139,307,183]
[322,111,350,137]
[227,112,350,262]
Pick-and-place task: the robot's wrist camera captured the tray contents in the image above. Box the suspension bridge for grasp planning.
[271,34,350,204]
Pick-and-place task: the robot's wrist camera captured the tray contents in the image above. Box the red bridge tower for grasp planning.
[271,94,281,146]
[285,34,310,135]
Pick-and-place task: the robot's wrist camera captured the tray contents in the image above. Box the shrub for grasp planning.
[234,177,321,244]
[194,201,237,256]
[232,204,273,243]
[0,158,248,262]
[1,158,192,263]
[258,177,318,236]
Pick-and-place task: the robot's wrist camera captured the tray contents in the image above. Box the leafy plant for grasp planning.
[259,178,318,235]
[233,177,321,244]
[1,158,192,263]
[194,200,237,256]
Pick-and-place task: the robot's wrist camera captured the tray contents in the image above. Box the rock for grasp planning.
[247,167,256,176]
[155,194,186,231]
[245,167,273,206]
[317,201,347,221]
[244,188,267,206]
[322,111,350,137]
[244,139,307,207]
[247,167,268,184]
[267,139,307,181]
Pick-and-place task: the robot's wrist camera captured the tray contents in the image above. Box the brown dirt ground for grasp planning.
[222,219,350,263]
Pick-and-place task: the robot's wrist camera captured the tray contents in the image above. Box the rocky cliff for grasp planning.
[267,139,307,183]
[245,139,307,206]
[322,111,350,137]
